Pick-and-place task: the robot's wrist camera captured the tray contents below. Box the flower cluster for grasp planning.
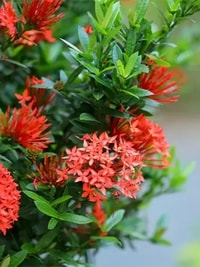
[0,0,63,48]
[0,163,21,235]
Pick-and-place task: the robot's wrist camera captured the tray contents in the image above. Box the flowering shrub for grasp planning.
[0,0,199,266]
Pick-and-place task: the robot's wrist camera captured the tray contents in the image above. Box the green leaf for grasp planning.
[51,195,72,206]
[23,191,48,203]
[58,213,92,224]
[116,59,125,77]
[102,2,120,29]
[124,52,138,77]
[9,250,28,267]
[78,26,89,51]
[102,209,125,232]
[60,38,82,53]
[59,70,68,83]
[102,26,121,47]
[90,236,122,246]
[135,0,149,25]
[34,201,59,218]
[112,44,123,64]
[35,228,59,252]
[95,0,104,22]
[0,245,5,258]
[125,27,137,56]
[48,218,59,230]
[65,66,83,86]
[0,255,10,267]
[79,113,100,123]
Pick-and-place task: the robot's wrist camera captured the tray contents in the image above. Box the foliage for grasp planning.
[0,0,199,266]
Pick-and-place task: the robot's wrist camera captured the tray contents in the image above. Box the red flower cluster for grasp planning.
[58,132,144,200]
[0,0,63,46]
[0,100,51,152]
[111,114,169,168]
[0,163,21,235]
[139,63,180,103]
[0,0,18,39]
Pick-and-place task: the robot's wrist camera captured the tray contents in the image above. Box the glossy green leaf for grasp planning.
[34,201,59,218]
[48,218,59,230]
[58,213,92,224]
[95,0,104,22]
[102,209,125,232]
[79,113,99,122]
[23,190,48,203]
[102,2,120,29]
[9,250,28,267]
[125,27,137,56]
[51,195,72,206]
[135,0,149,25]
[78,26,89,51]
[116,59,125,77]
[124,52,138,77]
[35,228,59,252]
[90,236,122,246]
[1,255,10,267]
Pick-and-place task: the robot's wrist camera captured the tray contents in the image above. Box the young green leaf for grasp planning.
[34,201,59,218]
[102,209,125,232]
[9,250,28,267]
[58,213,92,224]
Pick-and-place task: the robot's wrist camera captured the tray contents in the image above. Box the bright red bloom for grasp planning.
[111,114,169,168]
[84,24,93,34]
[22,0,63,29]
[58,132,144,201]
[0,0,18,39]
[15,76,56,111]
[0,163,21,235]
[0,101,51,152]
[30,154,66,187]
[139,63,180,103]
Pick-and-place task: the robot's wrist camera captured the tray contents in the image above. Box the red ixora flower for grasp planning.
[111,114,170,168]
[58,132,144,200]
[30,154,66,187]
[0,101,51,152]
[15,0,63,46]
[15,76,56,111]
[139,63,180,103]
[0,0,18,39]
[0,163,21,235]
[22,0,63,29]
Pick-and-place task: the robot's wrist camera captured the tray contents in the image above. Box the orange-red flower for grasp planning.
[22,0,63,29]
[58,132,144,200]
[111,114,169,168]
[0,163,21,235]
[84,24,93,34]
[30,154,66,187]
[0,0,18,39]
[0,101,51,152]
[139,64,180,103]
[15,76,56,111]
